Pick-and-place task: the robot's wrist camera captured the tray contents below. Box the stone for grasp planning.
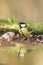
[1,32,15,42]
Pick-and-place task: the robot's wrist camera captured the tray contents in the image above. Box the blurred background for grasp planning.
[0,0,43,22]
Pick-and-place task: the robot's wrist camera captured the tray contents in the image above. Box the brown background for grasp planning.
[0,0,43,22]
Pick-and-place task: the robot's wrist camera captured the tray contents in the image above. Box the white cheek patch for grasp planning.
[21,24,26,27]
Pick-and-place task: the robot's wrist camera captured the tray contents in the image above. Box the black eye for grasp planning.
[19,22,27,28]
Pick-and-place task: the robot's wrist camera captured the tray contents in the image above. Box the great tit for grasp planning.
[19,22,32,37]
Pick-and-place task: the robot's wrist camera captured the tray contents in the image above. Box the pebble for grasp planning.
[40,35,43,43]
[0,37,3,46]
[36,38,40,42]
[1,32,15,42]
[40,40,43,43]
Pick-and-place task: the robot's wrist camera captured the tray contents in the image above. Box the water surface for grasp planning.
[0,47,43,65]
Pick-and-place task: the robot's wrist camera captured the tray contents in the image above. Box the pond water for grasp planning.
[0,47,43,65]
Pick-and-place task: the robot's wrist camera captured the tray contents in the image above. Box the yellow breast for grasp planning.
[21,28,31,37]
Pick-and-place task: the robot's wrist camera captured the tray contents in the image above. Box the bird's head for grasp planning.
[19,22,32,31]
[19,22,27,28]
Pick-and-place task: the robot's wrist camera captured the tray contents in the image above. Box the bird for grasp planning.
[19,22,32,37]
